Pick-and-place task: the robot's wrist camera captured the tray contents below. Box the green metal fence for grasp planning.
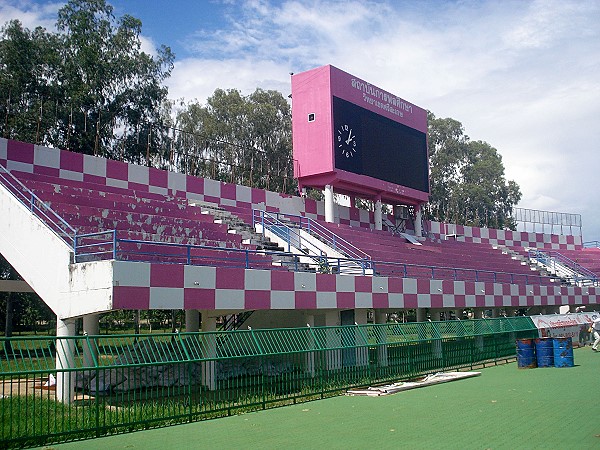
[0,317,538,448]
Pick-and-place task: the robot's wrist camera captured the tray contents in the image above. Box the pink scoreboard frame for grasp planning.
[291,65,429,205]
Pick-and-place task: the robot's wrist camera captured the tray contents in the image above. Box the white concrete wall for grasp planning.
[0,184,114,319]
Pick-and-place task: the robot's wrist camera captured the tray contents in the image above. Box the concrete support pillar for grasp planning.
[324,310,341,370]
[304,314,315,377]
[185,309,200,333]
[429,310,443,359]
[324,184,335,223]
[374,310,389,368]
[354,309,368,367]
[491,308,499,318]
[374,197,382,231]
[201,313,217,390]
[55,318,76,404]
[415,205,423,237]
[82,314,99,368]
[415,308,426,323]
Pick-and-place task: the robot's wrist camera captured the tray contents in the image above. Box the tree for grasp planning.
[0,256,54,344]
[0,20,61,144]
[0,0,174,163]
[175,88,295,194]
[425,112,521,229]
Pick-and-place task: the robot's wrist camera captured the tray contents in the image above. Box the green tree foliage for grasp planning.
[0,0,174,163]
[0,256,54,337]
[175,88,295,194]
[425,112,521,230]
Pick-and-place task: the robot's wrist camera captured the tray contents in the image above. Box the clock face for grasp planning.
[337,124,357,158]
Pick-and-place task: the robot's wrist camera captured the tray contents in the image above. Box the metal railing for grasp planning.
[0,317,537,448]
[372,259,553,285]
[72,232,555,283]
[252,209,327,257]
[253,209,371,262]
[583,241,600,249]
[0,167,569,285]
[0,164,77,247]
[528,249,598,286]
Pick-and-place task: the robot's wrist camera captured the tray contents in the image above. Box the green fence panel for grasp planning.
[0,317,539,449]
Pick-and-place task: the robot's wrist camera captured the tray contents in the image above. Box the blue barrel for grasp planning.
[516,339,536,368]
[535,338,554,367]
[553,337,574,368]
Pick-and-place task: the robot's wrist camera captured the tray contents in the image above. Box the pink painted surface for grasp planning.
[149,167,168,188]
[184,289,215,310]
[106,159,128,180]
[2,137,594,314]
[355,276,372,293]
[7,140,34,164]
[245,290,271,309]
[295,291,317,309]
[216,267,245,289]
[292,65,429,204]
[336,292,355,309]
[271,271,295,291]
[372,293,389,309]
[316,274,337,292]
[292,65,334,181]
[150,264,184,288]
[113,286,150,309]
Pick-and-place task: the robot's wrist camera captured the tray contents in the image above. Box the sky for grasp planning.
[2,0,599,240]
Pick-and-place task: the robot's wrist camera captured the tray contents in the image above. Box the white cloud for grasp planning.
[167,57,292,104]
[0,0,60,31]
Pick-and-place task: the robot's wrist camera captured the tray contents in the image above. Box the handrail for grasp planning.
[529,249,598,278]
[71,233,569,285]
[252,209,371,262]
[0,166,580,286]
[528,249,598,284]
[0,164,77,247]
[252,209,324,256]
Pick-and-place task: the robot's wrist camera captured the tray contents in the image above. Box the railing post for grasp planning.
[73,234,78,262]
[245,250,249,269]
[187,245,191,265]
[112,230,117,260]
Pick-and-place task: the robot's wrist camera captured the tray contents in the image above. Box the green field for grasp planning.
[44,346,600,450]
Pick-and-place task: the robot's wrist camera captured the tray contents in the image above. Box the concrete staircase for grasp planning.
[188,200,315,272]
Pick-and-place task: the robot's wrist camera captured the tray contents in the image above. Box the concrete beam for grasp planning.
[0,280,34,293]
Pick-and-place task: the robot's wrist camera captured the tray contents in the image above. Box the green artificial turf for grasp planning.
[44,347,600,450]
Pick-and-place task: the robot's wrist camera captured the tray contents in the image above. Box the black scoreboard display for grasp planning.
[333,96,429,193]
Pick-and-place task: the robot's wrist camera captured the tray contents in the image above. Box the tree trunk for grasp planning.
[134,310,141,335]
[4,292,14,355]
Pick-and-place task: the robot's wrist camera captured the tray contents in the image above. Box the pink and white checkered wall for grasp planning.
[2,138,594,312]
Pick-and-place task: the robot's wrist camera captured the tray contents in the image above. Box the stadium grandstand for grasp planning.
[0,65,598,447]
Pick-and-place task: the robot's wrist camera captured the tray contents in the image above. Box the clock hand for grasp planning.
[346,129,353,145]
